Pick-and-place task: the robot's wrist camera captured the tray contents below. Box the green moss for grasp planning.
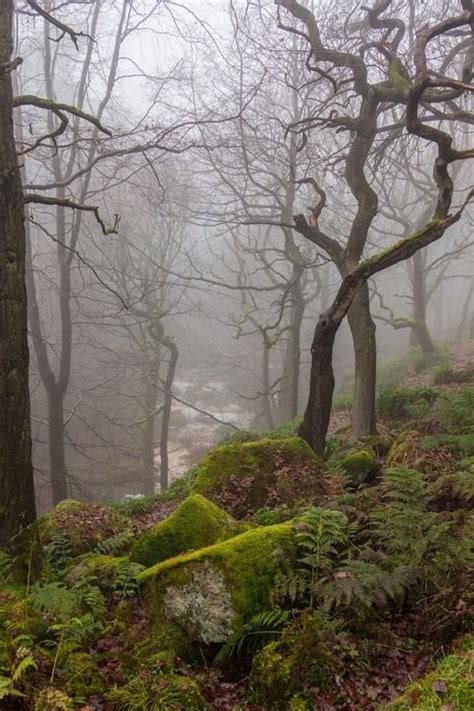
[389,635,474,710]
[62,651,105,701]
[250,612,352,710]
[388,57,412,94]
[130,494,235,567]
[339,448,379,489]
[139,522,295,643]
[121,614,196,665]
[191,437,326,517]
[358,217,441,274]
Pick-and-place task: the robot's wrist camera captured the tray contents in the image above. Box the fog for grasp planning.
[11,0,473,511]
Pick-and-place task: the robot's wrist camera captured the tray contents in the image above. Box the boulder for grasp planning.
[138,522,295,644]
[339,448,379,489]
[40,499,129,557]
[130,493,246,568]
[191,437,326,518]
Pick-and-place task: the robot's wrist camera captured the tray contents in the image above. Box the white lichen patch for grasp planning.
[163,561,234,643]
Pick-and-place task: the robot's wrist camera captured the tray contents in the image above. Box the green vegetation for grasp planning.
[1,343,473,709]
[191,436,326,517]
[339,448,379,489]
[390,635,474,710]
[377,386,439,421]
[139,522,296,642]
[130,494,239,567]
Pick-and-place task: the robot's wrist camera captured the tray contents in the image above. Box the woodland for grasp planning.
[0,0,474,709]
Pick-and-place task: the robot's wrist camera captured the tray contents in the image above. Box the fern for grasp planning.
[379,466,429,508]
[44,530,73,572]
[0,552,13,583]
[216,609,291,661]
[29,582,79,623]
[106,669,205,710]
[296,507,353,609]
[94,527,134,556]
[321,559,419,617]
[111,562,145,599]
[0,675,25,701]
[12,653,37,682]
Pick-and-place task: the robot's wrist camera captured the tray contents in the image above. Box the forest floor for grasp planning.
[1,342,473,710]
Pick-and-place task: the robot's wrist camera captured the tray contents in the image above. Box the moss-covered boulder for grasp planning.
[339,448,379,489]
[191,437,326,518]
[139,522,295,644]
[130,494,245,568]
[40,499,129,557]
[250,612,353,710]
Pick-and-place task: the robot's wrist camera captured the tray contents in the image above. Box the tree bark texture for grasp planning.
[346,283,377,437]
[0,1,37,550]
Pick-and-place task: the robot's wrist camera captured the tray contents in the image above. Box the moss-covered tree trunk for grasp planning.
[0,1,37,550]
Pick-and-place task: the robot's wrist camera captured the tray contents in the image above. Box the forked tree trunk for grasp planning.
[0,1,37,549]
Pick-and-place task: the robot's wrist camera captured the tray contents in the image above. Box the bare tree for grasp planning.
[273,0,474,452]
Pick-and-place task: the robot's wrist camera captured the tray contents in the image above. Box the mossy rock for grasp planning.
[388,634,474,710]
[339,448,379,489]
[139,522,295,644]
[41,499,129,556]
[250,612,350,710]
[192,437,326,518]
[130,494,245,568]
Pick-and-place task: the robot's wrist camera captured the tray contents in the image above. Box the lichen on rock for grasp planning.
[139,522,296,643]
[163,561,234,643]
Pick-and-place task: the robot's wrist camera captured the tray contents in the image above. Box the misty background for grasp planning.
[13,0,473,511]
